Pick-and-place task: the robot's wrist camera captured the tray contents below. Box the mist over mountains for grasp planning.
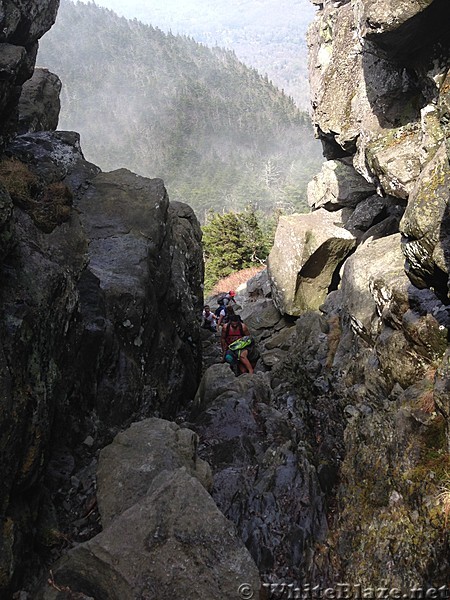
[37,0,323,220]
[76,0,316,109]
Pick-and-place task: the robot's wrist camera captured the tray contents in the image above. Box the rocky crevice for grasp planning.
[1,0,450,597]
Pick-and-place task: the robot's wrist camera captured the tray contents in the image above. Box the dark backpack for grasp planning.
[214,304,225,318]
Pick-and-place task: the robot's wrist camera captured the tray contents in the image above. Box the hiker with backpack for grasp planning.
[221,313,259,374]
[221,314,250,359]
[223,332,259,375]
[214,290,237,319]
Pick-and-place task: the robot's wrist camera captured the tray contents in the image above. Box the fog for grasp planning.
[74,0,316,109]
[37,0,323,220]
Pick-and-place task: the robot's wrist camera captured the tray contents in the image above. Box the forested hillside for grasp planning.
[76,0,316,109]
[37,0,323,220]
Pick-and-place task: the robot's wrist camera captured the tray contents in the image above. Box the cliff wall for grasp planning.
[0,2,204,594]
[267,0,450,585]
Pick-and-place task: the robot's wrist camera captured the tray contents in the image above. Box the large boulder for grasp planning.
[97,418,212,527]
[267,210,356,316]
[330,234,448,388]
[307,158,376,210]
[38,469,260,600]
[18,67,61,134]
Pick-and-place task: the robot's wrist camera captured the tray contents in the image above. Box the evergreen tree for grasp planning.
[202,207,274,292]
[37,0,324,221]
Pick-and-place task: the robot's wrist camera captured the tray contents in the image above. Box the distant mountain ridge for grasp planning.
[37,0,323,219]
[77,0,316,109]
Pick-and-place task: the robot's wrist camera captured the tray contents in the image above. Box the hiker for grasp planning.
[214,290,236,319]
[221,314,250,360]
[217,304,236,329]
[223,290,237,307]
[201,305,217,332]
[224,335,259,375]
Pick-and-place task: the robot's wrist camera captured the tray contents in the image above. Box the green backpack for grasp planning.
[224,336,253,364]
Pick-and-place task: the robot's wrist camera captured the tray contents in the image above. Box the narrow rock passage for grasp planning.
[185,275,345,585]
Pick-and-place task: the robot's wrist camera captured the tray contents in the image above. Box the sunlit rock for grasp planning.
[268,210,356,316]
[400,142,450,293]
[307,158,376,210]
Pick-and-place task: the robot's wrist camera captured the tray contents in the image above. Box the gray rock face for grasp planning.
[0,132,204,594]
[0,0,59,144]
[97,418,212,527]
[307,158,376,210]
[188,365,329,583]
[39,469,260,600]
[37,418,259,600]
[18,67,61,133]
[400,142,450,292]
[304,0,450,585]
[334,234,447,387]
[268,210,356,315]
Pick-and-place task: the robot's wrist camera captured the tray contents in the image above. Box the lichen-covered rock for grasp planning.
[400,142,450,294]
[37,469,261,600]
[333,234,447,381]
[307,1,412,156]
[268,210,356,316]
[364,124,424,200]
[97,418,212,527]
[307,158,376,210]
[333,395,448,587]
[434,348,450,453]
[18,67,61,133]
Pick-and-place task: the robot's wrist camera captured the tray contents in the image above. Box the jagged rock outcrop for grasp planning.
[0,0,60,145]
[307,158,376,211]
[2,0,450,596]
[241,0,449,588]
[258,0,450,586]
[267,210,356,315]
[18,67,61,134]
[0,134,203,594]
[188,363,331,584]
